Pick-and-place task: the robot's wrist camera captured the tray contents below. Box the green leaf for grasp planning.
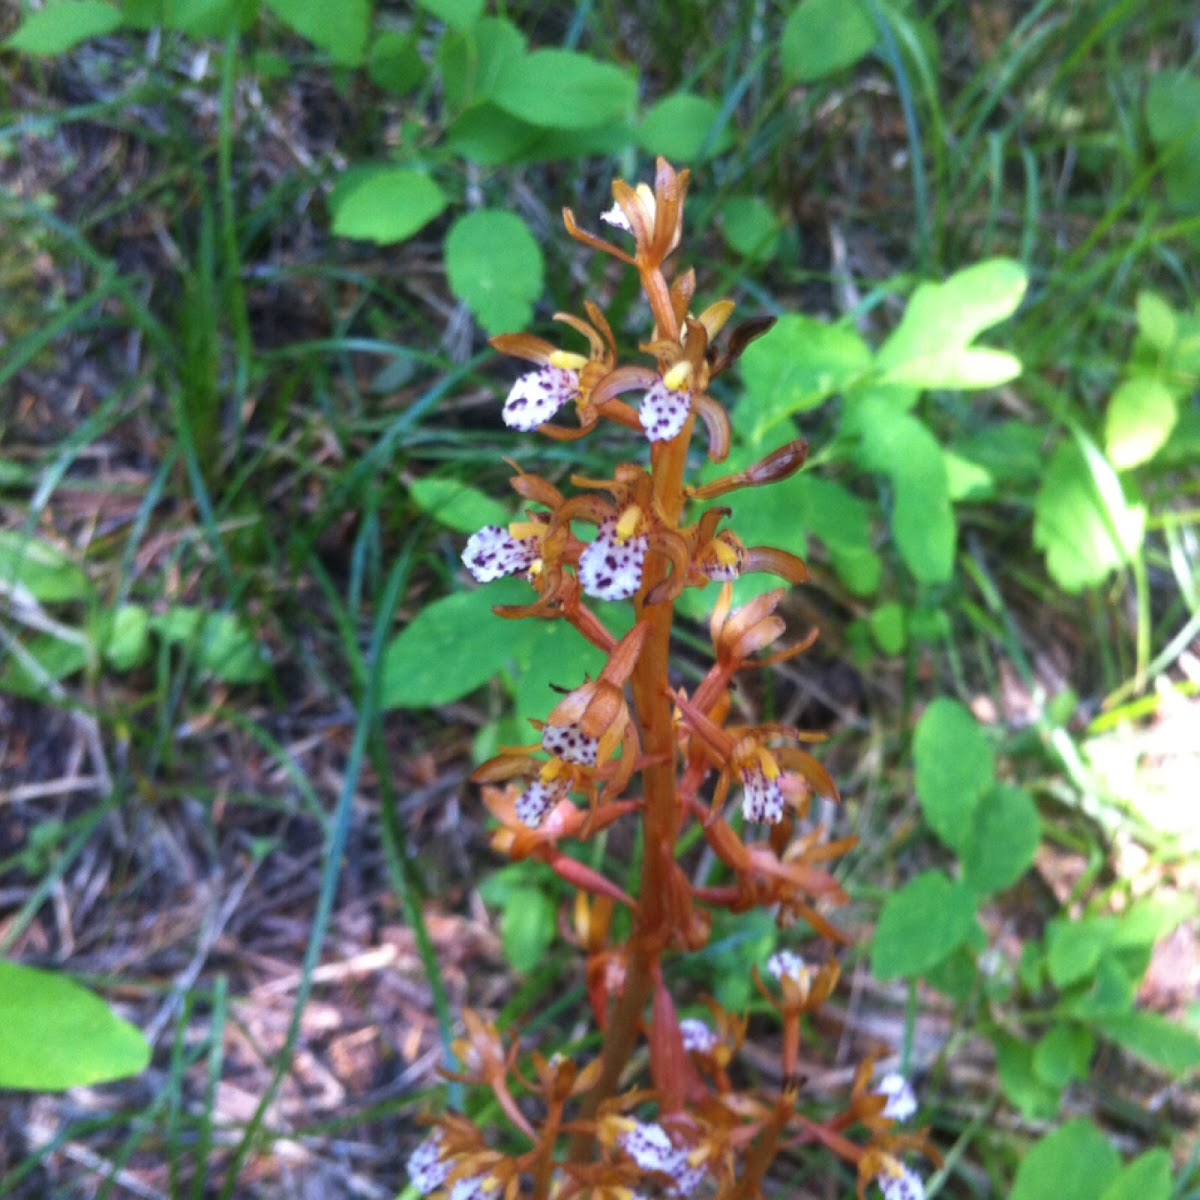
[849,401,955,584]
[924,946,979,1001]
[416,0,482,30]
[491,49,637,131]
[408,478,509,534]
[871,871,980,980]
[0,532,92,602]
[162,0,258,36]
[993,1032,1063,1120]
[150,608,270,683]
[735,316,871,444]
[368,31,427,95]
[780,0,876,82]
[499,886,556,974]
[6,1,122,54]
[875,259,1027,389]
[1104,376,1178,470]
[960,784,1040,895]
[330,167,447,245]
[1099,1151,1173,1200]
[380,584,527,709]
[445,210,544,336]
[943,449,993,501]
[437,17,526,110]
[1045,916,1110,988]
[1136,291,1178,353]
[1098,1011,1200,1073]
[264,0,369,64]
[0,634,89,698]
[719,195,782,262]
[1145,71,1200,211]
[1032,1022,1094,1087]
[1033,438,1146,593]
[868,603,906,655]
[950,420,1045,487]
[637,92,732,162]
[1062,954,1137,1020]
[102,604,152,671]
[1012,1121,1121,1200]
[0,962,149,1090]
[444,104,542,165]
[913,698,994,852]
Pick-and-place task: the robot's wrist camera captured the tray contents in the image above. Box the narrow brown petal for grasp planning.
[694,392,732,463]
[744,546,811,585]
[490,332,558,363]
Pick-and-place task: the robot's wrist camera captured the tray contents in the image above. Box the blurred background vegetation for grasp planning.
[1,0,1198,1196]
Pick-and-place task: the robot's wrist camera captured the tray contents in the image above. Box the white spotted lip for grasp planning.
[578,518,648,601]
[502,366,579,431]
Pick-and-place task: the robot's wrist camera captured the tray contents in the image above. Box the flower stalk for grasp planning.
[408,160,939,1200]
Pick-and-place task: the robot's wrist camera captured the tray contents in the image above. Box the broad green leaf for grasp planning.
[416,0,482,30]
[1099,1011,1200,1073]
[960,784,1040,895]
[1136,291,1178,353]
[1145,71,1200,211]
[871,871,979,980]
[408,478,509,534]
[637,92,732,162]
[264,0,369,65]
[943,449,993,501]
[102,603,152,671]
[993,1032,1063,1120]
[1033,438,1146,593]
[6,1,122,54]
[445,210,544,336]
[719,195,782,262]
[368,32,427,95]
[162,0,258,35]
[330,167,447,244]
[1045,915,1110,988]
[445,104,542,165]
[924,946,979,1001]
[950,420,1045,486]
[1011,1121,1121,1200]
[0,532,92,602]
[1032,1022,1094,1087]
[913,698,994,853]
[0,633,89,698]
[1099,1151,1173,1200]
[849,400,955,584]
[1104,376,1178,470]
[499,886,556,974]
[868,603,906,655]
[780,0,876,82]
[511,607,633,727]
[381,583,529,709]
[437,18,526,110]
[151,608,270,683]
[491,50,637,131]
[735,316,871,443]
[875,259,1027,390]
[1062,954,1137,1020]
[0,962,149,1090]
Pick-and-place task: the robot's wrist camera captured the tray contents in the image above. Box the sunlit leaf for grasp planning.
[492,50,637,130]
[445,210,544,335]
[780,0,875,82]
[6,1,122,54]
[330,166,448,244]
[1011,1121,1121,1200]
[0,963,149,1090]
[872,871,979,980]
[1104,376,1178,470]
[637,92,732,162]
[913,698,994,852]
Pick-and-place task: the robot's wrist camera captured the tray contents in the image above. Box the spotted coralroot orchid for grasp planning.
[410,160,940,1200]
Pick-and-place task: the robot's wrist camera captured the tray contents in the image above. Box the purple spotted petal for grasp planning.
[618,1122,682,1174]
[462,526,537,583]
[880,1167,926,1200]
[767,949,807,983]
[680,1018,717,1054]
[741,765,785,823]
[502,366,579,431]
[699,536,746,582]
[542,723,599,767]
[407,1133,450,1195]
[578,519,648,602]
[516,778,566,828]
[640,379,692,442]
